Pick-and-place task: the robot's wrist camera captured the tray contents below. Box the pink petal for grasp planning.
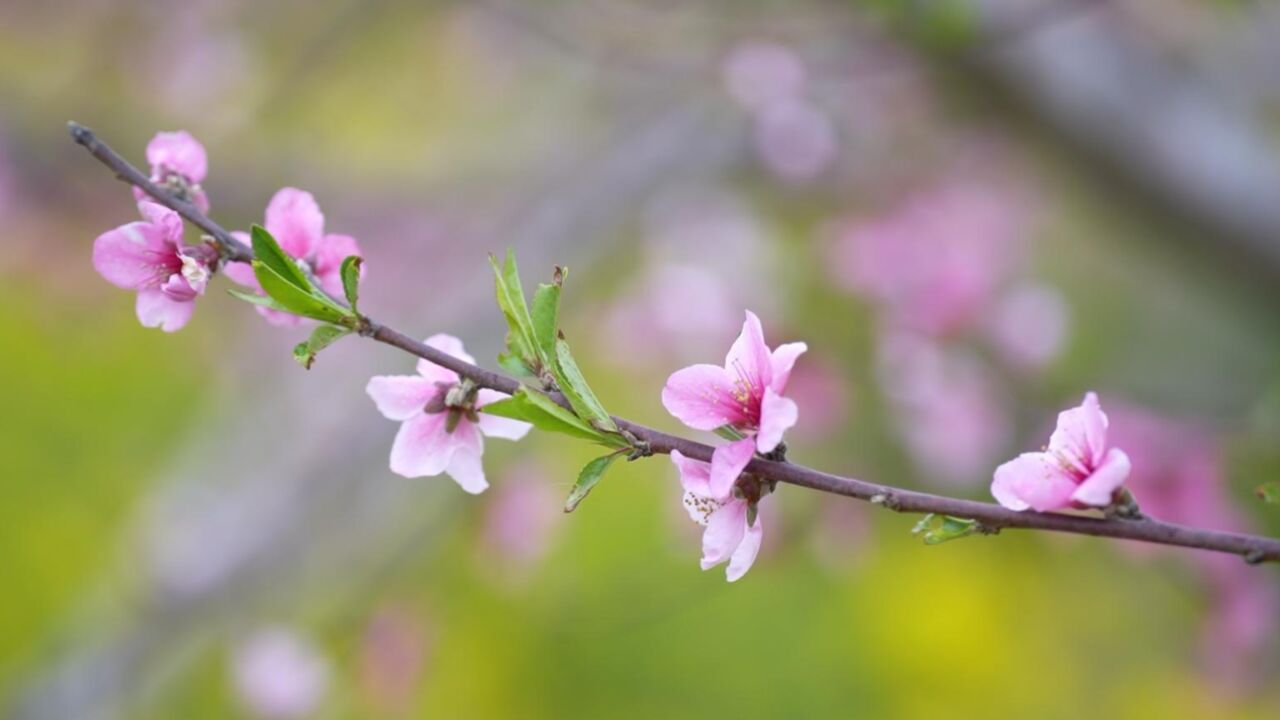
[990,466,1030,511]
[700,498,748,570]
[475,389,532,440]
[661,364,744,430]
[756,387,797,453]
[313,234,363,297]
[671,450,714,497]
[222,259,259,289]
[146,130,207,181]
[160,272,198,301]
[415,334,471,384]
[995,452,1078,512]
[258,306,307,327]
[135,288,194,332]
[388,413,454,478]
[1071,447,1131,507]
[725,513,763,582]
[444,424,488,494]
[710,438,756,498]
[137,201,185,244]
[1048,392,1108,472]
[93,221,171,289]
[724,310,773,394]
[265,187,324,260]
[366,375,436,421]
[769,341,807,393]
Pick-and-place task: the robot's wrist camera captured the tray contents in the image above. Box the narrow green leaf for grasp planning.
[497,351,534,378]
[481,388,626,447]
[250,225,311,291]
[911,514,982,545]
[565,452,621,513]
[530,273,562,369]
[227,288,291,313]
[253,261,348,324]
[554,336,618,433]
[340,255,362,311]
[489,250,539,369]
[1257,482,1280,505]
[293,324,352,369]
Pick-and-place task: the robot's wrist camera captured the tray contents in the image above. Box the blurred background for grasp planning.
[2,0,1279,717]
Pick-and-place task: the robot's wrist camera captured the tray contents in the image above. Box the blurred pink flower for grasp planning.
[986,283,1071,370]
[358,605,429,715]
[783,354,851,442]
[132,131,210,213]
[224,188,364,327]
[663,311,806,493]
[992,392,1132,512]
[600,263,740,367]
[92,201,213,332]
[671,450,764,582]
[367,334,530,493]
[232,627,330,720]
[877,333,1010,485]
[829,179,1027,335]
[722,41,807,110]
[480,464,561,574]
[753,98,838,182]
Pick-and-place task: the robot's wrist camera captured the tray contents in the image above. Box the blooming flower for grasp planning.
[366,334,530,494]
[670,450,764,582]
[232,627,330,720]
[991,392,1132,512]
[224,187,363,326]
[662,310,806,497]
[132,130,210,213]
[92,201,213,332]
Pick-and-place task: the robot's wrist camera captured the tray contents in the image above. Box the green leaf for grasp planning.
[250,225,311,291]
[253,261,349,324]
[911,514,983,545]
[481,388,626,447]
[489,249,540,370]
[497,351,534,378]
[1257,482,1280,505]
[293,324,352,369]
[340,255,362,311]
[530,268,564,369]
[565,452,621,513]
[554,336,618,433]
[227,288,291,313]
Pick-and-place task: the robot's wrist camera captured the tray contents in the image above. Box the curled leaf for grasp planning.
[565,452,622,513]
[911,514,986,545]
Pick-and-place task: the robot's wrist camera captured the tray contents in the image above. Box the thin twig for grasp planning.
[68,121,1280,565]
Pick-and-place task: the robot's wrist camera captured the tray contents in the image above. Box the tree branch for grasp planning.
[68,121,1280,565]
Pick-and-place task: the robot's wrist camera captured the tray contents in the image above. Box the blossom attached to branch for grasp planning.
[672,450,767,581]
[367,334,531,494]
[132,130,210,213]
[991,392,1133,512]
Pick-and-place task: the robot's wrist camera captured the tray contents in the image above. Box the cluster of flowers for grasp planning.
[91,131,1138,584]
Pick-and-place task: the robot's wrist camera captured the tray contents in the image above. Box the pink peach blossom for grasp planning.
[232,627,330,720]
[225,187,363,327]
[92,201,212,332]
[132,130,210,213]
[670,450,764,582]
[662,311,806,496]
[991,392,1132,512]
[366,334,530,494]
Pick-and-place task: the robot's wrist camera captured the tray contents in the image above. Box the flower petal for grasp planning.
[475,389,532,440]
[993,451,1078,512]
[265,187,324,260]
[445,424,488,494]
[661,364,744,430]
[146,130,207,181]
[724,310,773,394]
[313,234,363,297]
[222,258,259,289]
[700,498,748,570]
[415,334,472,384]
[137,202,185,244]
[710,438,756,498]
[1048,392,1109,472]
[769,341,807,393]
[1071,447,1131,507]
[93,221,171,289]
[135,288,194,332]
[756,386,798,453]
[671,449,714,497]
[388,413,454,478]
[725,512,764,582]
[990,465,1030,511]
[367,375,436,421]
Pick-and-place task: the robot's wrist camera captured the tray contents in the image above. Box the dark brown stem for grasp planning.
[68,121,1280,566]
